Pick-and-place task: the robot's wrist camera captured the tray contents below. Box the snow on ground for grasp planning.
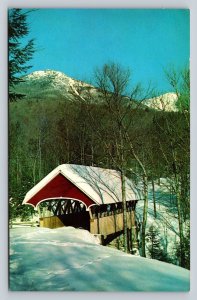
[136,179,184,258]
[9,226,189,291]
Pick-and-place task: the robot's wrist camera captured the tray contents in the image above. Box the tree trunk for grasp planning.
[152,179,157,218]
[141,174,148,257]
[131,204,137,253]
[32,157,37,185]
[175,175,185,267]
[125,136,148,257]
[66,128,70,163]
[38,134,42,180]
[121,169,129,253]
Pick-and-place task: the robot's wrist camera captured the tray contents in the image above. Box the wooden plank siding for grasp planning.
[40,216,64,229]
[39,200,137,238]
[90,210,135,236]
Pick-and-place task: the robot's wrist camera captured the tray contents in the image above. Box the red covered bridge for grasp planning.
[23,164,140,247]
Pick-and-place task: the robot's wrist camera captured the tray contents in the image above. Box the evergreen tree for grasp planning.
[146,225,166,261]
[175,224,190,269]
[8,9,34,101]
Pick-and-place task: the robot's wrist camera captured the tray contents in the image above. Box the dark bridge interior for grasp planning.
[39,199,90,231]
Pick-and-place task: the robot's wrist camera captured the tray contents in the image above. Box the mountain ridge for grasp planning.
[16,69,178,111]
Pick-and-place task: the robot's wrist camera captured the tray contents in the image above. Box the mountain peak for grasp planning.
[19,70,96,101]
[144,92,178,112]
[18,70,178,111]
[26,69,73,82]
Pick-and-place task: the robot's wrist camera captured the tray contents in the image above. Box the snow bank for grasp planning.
[136,179,188,260]
[9,227,189,291]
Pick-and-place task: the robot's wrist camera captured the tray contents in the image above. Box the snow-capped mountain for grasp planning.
[143,92,178,112]
[26,70,93,91]
[18,69,97,101]
[17,70,179,111]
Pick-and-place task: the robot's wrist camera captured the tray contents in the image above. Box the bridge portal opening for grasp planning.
[38,199,90,231]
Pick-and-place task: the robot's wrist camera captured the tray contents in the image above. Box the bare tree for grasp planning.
[151,66,190,267]
[93,63,153,256]
[68,62,155,256]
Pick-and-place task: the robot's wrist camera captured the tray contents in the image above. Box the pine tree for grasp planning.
[146,225,165,260]
[8,9,34,101]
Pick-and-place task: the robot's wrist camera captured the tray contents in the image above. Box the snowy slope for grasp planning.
[18,70,98,101]
[17,70,178,111]
[143,93,178,112]
[9,227,189,291]
[136,179,183,259]
[26,70,93,92]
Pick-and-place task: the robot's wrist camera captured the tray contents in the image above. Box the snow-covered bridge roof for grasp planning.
[23,164,140,209]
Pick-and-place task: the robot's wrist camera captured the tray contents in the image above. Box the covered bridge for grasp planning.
[23,164,140,247]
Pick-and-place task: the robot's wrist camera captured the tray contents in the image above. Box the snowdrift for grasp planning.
[9,227,189,291]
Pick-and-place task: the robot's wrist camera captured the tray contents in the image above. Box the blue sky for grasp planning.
[24,9,189,93]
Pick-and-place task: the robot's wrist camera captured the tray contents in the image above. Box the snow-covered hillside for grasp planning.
[26,70,92,91]
[9,227,189,291]
[20,70,97,100]
[136,178,186,261]
[143,92,178,112]
[17,70,179,111]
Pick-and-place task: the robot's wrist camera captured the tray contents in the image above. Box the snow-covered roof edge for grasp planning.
[23,164,139,207]
[22,164,100,206]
